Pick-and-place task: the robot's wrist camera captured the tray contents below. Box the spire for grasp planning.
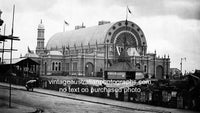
[38,19,44,29]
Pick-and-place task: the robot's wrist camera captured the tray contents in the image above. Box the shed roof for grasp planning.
[3,58,39,66]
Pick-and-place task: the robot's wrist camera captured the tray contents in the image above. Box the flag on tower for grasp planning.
[63,20,69,32]
[28,46,32,53]
[127,6,132,14]
[64,20,69,25]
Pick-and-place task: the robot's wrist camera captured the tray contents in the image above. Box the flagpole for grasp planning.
[125,0,128,20]
[126,6,132,21]
[126,5,128,21]
[63,21,65,32]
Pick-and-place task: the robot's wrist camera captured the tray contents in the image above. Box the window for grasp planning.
[58,62,61,71]
[38,30,44,37]
[66,63,70,71]
[73,62,77,71]
[42,42,44,47]
[85,49,88,53]
[136,63,141,69]
[55,62,58,71]
[39,42,42,48]
[144,65,147,72]
[41,32,44,37]
[89,48,94,53]
[52,62,55,71]
[38,32,40,37]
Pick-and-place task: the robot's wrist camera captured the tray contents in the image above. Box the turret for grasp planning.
[36,20,45,55]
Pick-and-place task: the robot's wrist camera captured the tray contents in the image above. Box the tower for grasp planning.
[36,20,45,55]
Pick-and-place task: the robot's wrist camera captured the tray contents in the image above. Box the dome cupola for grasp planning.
[38,19,44,30]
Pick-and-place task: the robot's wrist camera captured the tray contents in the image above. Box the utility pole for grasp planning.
[2,24,6,63]
[0,10,4,63]
[9,5,15,108]
[180,57,186,75]
[0,6,19,108]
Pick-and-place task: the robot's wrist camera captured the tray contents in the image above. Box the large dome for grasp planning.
[46,20,147,51]
[46,22,115,50]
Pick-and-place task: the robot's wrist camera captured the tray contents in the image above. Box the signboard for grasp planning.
[107,72,126,79]
[135,72,144,79]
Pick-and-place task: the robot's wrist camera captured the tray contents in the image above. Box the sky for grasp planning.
[0,0,200,73]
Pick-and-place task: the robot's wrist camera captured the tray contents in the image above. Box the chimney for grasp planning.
[98,20,110,25]
[75,22,86,30]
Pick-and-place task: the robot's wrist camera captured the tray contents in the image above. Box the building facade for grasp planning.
[35,20,170,79]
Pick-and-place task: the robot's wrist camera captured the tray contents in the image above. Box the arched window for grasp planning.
[144,65,147,72]
[44,62,47,75]
[85,62,94,76]
[66,63,70,71]
[73,62,77,71]
[58,62,61,71]
[55,62,58,71]
[52,62,55,71]
[156,65,164,79]
[136,63,141,69]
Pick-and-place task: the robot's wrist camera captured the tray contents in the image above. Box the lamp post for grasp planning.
[180,57,186,75]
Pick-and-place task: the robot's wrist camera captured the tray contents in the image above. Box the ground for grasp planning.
[0,82,198,113]
[0,85,155,113]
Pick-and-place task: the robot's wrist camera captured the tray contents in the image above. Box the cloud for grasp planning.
[108,0,200,20]
[163,0,200,20]
[134,16,200,71]
[0,0,57,13]
[1,0,200,20]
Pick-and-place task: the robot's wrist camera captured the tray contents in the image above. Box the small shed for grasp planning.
[0,58,40,78]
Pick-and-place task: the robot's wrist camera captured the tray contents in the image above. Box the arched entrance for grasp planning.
[156,65,164,79]
[114,32,138,56]
[85,62,94,76]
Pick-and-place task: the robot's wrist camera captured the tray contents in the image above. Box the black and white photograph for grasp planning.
[0,0,200,113]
